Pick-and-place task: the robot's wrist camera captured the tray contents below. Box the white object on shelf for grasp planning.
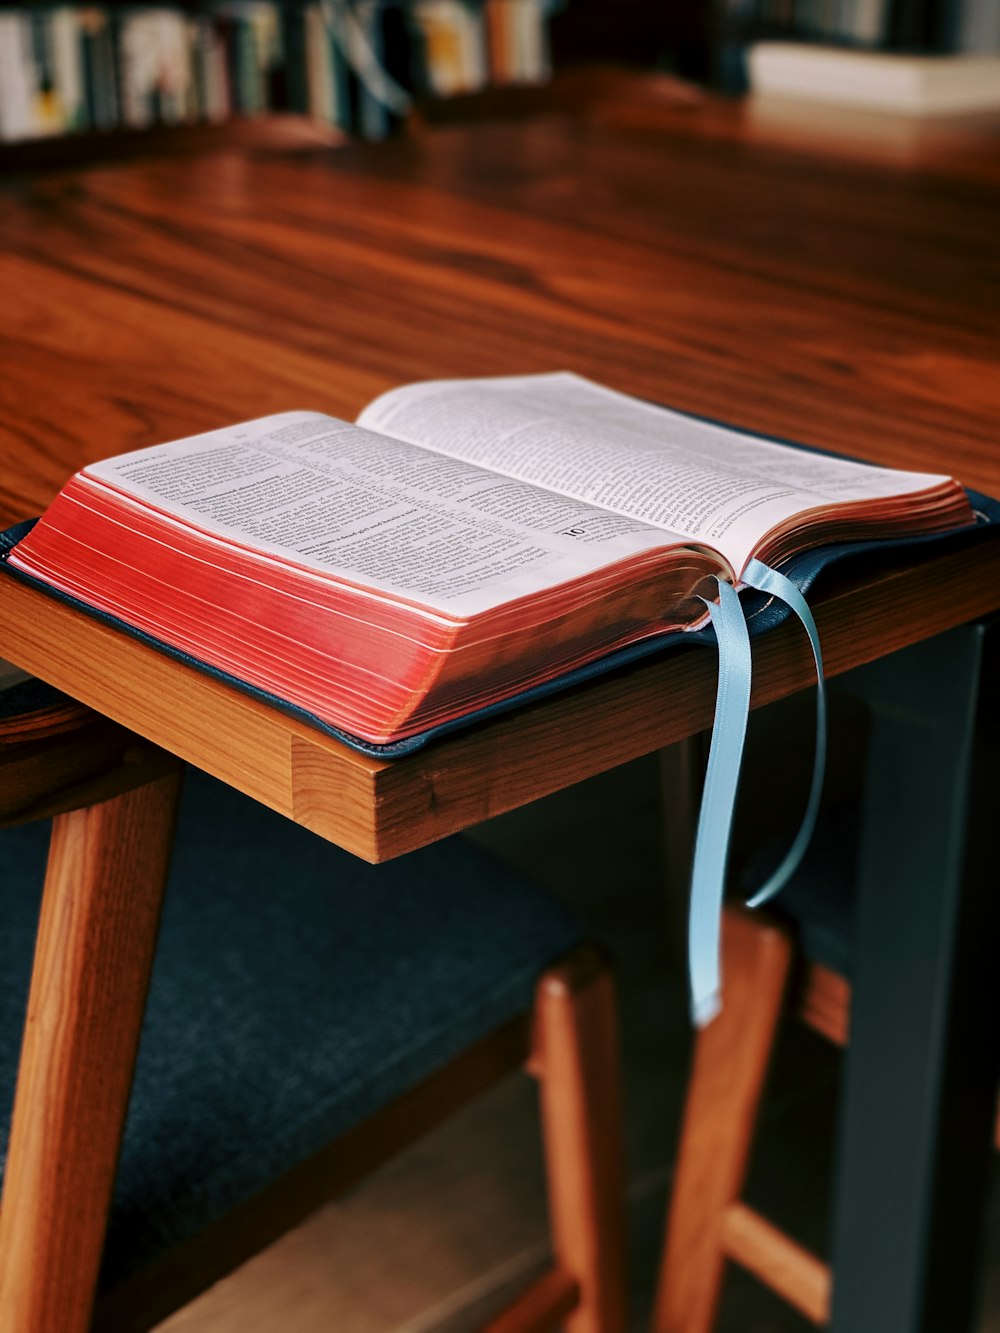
[748,43,1000,115]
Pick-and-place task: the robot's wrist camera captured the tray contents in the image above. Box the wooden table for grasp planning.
[1,73,1000,1331]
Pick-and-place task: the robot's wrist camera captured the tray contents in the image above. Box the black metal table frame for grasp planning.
[830,618,1000,1332]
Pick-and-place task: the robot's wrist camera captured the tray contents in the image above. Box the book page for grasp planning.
[358,373,955,573]
[82,412,709,618]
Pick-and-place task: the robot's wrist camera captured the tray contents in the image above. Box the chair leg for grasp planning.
[528,945,627,1333]
[652,907,794,1333]
[0,767,182,1333]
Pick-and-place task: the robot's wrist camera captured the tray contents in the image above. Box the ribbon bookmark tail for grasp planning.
[688,579,752,1026]
[740,558,827,909]
[686,561,827,1026]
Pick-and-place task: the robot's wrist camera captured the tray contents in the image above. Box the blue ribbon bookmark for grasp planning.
[688,579,752,1027]
[740,559,827,910]
[687,563,827,1026]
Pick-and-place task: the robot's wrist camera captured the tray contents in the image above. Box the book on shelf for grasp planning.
[2,374,976,749]
[411,0,488,95]
[748,42,1000,114]
[485,0,551,86]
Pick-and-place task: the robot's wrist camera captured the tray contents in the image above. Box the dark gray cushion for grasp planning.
[0,767,582,1283]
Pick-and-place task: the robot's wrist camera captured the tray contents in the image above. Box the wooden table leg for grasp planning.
[0,766,182,1332]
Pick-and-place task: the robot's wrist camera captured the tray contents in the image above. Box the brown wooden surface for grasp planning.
[2,77,1000,855]
[0,768,182,1333]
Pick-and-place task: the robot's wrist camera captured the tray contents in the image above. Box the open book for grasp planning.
[4,373,973,747]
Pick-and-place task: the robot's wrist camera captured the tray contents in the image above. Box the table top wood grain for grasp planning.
[2,76,998,858]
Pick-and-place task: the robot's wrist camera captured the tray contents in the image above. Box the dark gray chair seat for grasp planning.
[0,766,584,1289]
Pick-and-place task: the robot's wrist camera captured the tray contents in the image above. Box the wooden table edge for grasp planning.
[1,535,997,861]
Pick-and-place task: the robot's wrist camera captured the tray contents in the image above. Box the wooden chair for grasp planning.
[0,685,626,1333]
[652,799,997,1332]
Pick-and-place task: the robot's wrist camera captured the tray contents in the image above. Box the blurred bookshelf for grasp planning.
[1,0,997,167]
[0,0,560,158]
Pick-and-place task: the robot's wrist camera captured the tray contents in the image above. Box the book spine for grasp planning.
[50,7,88,132]
[80,9,119,132]
[0,14,40,141]
[355,0,389,139]
[509,0,550,84]
[160,10,196,125]
[412,0,487,96]
[304,3,333,123]
[29,9,64,134]
[327,1,356,130]
[117,11,154,128]
[234,13,259,114]
[484,0,512,83]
